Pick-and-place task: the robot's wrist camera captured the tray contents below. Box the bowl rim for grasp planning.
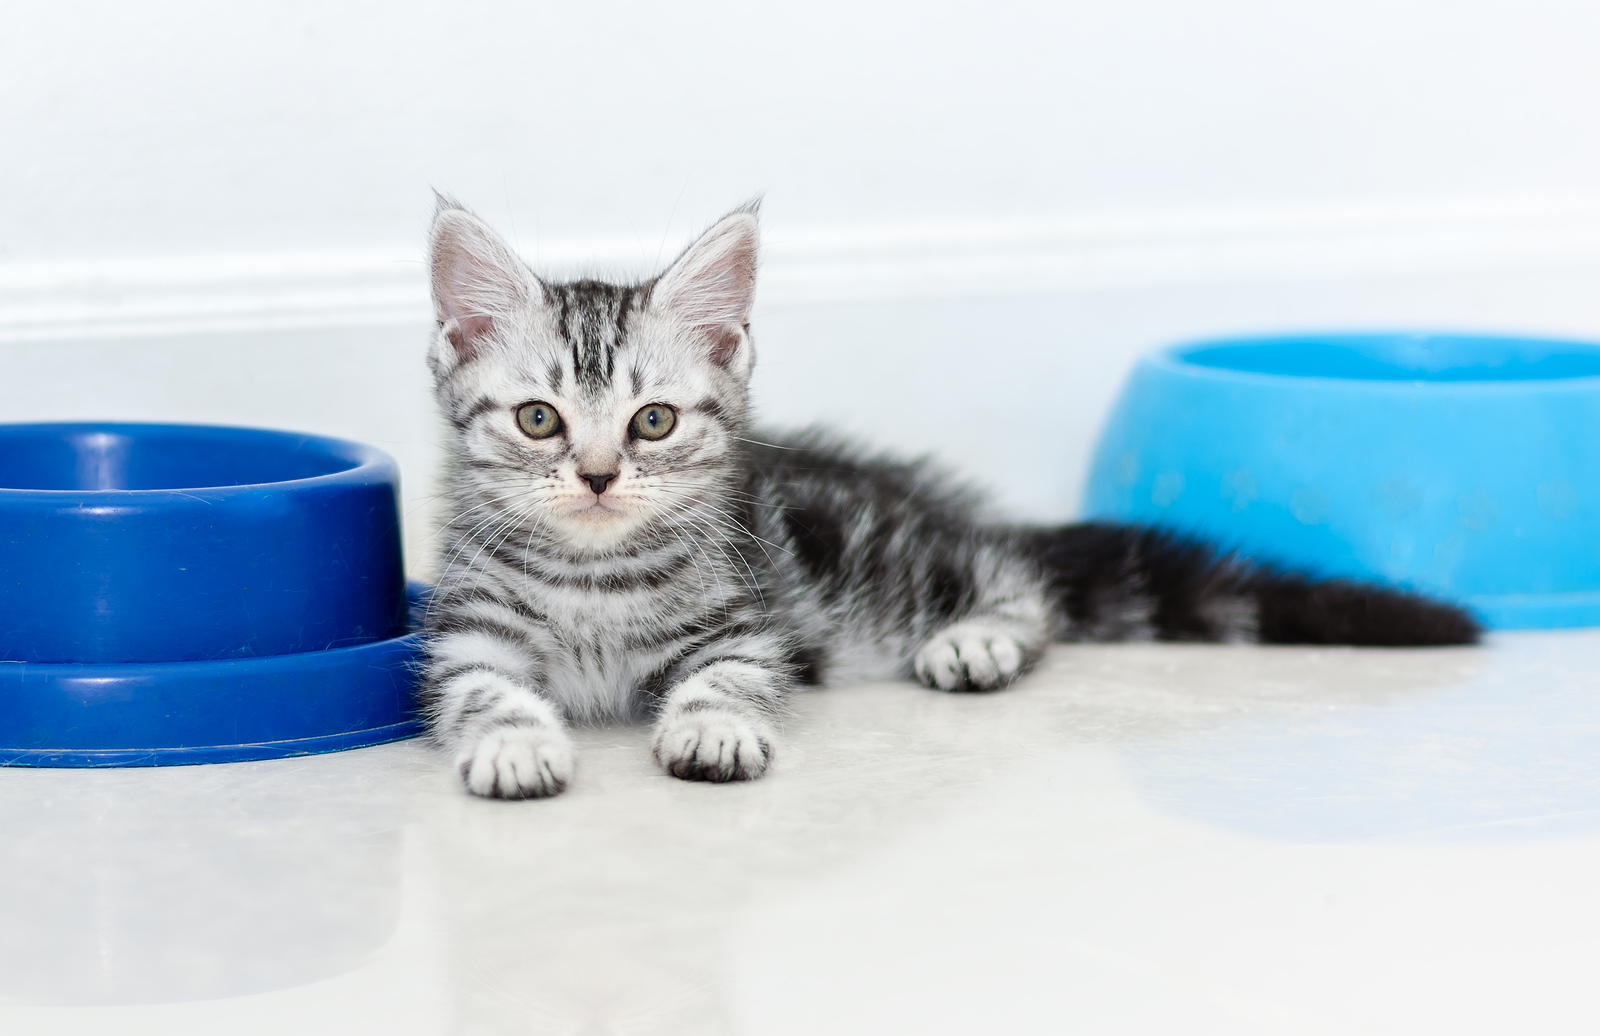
[1156,330,1600,391]
[0,420,397,499]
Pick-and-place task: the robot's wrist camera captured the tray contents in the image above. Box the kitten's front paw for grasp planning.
[651,708,773,783]
[458,722,575,799]
[914,625,1028,692]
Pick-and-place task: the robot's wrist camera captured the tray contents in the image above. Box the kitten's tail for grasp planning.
[1017,522,1480,647]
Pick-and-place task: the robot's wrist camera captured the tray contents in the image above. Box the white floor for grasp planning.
[2,632,1597,1035]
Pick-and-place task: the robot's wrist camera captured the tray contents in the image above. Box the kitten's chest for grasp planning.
[513,577,716,716]
[516,540,746,638]
[522,572,714,631]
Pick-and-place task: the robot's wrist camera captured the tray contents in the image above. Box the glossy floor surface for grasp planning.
[2,632,1597,1034]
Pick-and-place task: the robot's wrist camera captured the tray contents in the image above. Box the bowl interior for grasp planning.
[1176,333,1600,383]
[0,426,357,492]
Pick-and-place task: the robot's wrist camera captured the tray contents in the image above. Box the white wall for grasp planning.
[4,0,1600,573]
[6,0,1600,258]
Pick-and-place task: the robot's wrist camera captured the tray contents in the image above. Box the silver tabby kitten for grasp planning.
[421,201,1478,800]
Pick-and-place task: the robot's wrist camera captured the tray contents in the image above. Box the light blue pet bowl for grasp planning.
[1082,332,1600,629]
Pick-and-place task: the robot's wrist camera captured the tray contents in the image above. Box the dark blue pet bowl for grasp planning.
[0,423,406,663]
[0,423,425,767]
[1082,332,1600,629]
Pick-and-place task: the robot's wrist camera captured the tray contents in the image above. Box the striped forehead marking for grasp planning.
[554,280,646,393]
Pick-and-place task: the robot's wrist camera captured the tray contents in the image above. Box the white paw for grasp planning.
[457,722,575,799]
[913,626,1028,691]
[652,707,773,783]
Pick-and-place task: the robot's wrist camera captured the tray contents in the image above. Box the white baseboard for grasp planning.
[4,194,1600,343]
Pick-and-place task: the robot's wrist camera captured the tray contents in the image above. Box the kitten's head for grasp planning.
[428,199,759,558]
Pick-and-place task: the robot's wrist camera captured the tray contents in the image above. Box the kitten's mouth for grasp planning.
[571,499,625,519]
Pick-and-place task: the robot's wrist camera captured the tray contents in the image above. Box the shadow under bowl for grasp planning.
[0,423,406,663]
[1082,332,1600,629]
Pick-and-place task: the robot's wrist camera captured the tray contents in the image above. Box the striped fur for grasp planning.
[422,200,1479,799]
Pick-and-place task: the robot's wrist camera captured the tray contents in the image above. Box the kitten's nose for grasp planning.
[581,471,617,495]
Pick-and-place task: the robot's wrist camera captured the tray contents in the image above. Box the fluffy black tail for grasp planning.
[1017,522,1479,647]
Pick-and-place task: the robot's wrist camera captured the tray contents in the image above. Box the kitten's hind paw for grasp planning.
[458,722,575,799]
[651,707,773,783]
[914,624,1029,692]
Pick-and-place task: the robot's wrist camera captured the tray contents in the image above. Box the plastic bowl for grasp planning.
[0,423,406,663]
[1082,332,1600,629]
[0,583,428,767]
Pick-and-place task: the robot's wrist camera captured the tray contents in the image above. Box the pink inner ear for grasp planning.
[438,302,492,358]
[709,325,743,367]
[457,312,493,341]
[443,312,493,358]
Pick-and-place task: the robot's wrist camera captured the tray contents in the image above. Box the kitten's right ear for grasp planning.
[428,200,537,368]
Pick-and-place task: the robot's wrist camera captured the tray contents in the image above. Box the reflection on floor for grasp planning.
[2,632,1597,1034]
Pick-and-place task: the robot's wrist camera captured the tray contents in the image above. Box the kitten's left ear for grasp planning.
[650,205,760,373]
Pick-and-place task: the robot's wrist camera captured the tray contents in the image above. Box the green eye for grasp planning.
[631,404,677,441]
[515,402,563,439]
